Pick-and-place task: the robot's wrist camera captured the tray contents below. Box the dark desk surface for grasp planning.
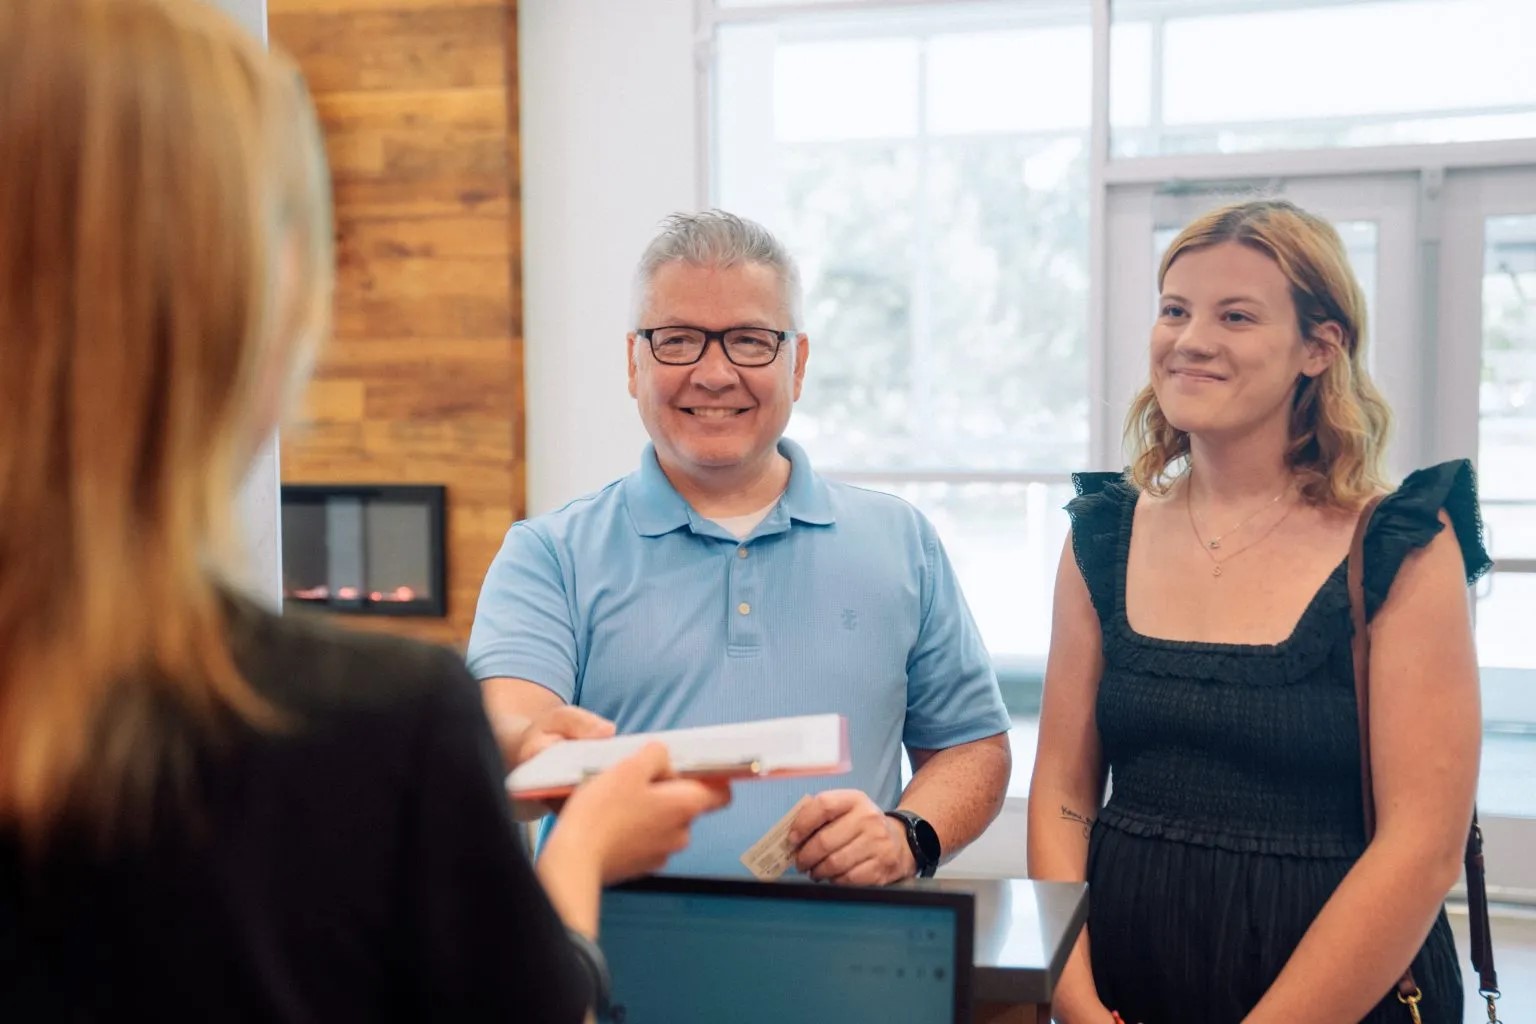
[906,877,1089,1006]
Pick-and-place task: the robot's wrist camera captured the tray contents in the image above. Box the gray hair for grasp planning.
[631,210,804,330]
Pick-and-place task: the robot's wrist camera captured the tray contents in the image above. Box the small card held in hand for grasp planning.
[739,796,811,881]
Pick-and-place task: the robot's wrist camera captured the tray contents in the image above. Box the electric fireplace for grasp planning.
[280,484,446,617]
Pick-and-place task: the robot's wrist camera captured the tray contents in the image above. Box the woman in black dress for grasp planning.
[1029,199,1487,1023]
[0,2,725,1019]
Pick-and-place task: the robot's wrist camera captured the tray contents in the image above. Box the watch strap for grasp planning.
[885,808,939,878]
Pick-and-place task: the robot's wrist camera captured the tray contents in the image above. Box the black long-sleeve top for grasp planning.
[1,600,590,1022]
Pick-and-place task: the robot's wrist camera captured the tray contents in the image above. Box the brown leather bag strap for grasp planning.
[1466,811,1500,1000]
[1349,496,1502,1018]
[1348,496,1385,840]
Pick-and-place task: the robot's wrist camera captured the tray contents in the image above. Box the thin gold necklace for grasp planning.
[1187,477,1288,550]
[1186,478,1298,577]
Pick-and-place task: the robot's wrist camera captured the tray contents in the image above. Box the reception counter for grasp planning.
[598,872,1087,1023]
[907,877,1089,1023]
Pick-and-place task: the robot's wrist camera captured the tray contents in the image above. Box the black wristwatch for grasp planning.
[885,808,941,878]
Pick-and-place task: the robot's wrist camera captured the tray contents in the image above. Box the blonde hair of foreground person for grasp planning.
[1124,198,1393,508]
[0,0,333,848]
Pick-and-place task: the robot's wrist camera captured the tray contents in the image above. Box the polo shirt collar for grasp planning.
[625,438,835,538]
[625,447,692,537]
[777,438,835,527]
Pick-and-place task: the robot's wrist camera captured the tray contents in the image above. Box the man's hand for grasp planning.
[787,789,915,886]
[501,705,615,821]
[515,705,616,765]
[494,704,615,771]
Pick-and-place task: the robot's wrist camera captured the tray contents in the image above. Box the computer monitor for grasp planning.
[597,876,974,1024]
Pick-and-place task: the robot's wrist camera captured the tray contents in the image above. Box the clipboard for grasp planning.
[505,713,851,801]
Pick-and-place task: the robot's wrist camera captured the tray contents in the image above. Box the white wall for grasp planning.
[518,0,700,515]
[208,0,263,38]
[207,0,284,606]
[238,449,282,607]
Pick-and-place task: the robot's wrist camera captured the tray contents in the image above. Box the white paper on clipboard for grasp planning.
[505,713,850,800]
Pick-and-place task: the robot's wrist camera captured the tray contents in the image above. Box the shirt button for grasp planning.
[737,547,749,558]
[738,602,751,616]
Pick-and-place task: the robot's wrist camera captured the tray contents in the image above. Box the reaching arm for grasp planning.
[1243,513,1480,1023]
[469,523,599,769]
[902,731,1012,861]
[481,676,563,762]
[535,743,731,938]
[406,654,594,1023]
[481,676,614,767]
[481,677,614,820]
[1027,537,1111,1024]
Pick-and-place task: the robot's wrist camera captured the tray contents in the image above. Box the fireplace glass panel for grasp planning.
[280,485,445,617]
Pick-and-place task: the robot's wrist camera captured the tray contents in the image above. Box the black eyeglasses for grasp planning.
[636,326,795,367]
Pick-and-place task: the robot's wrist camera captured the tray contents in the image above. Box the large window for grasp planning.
[714,3,1093,696]
[708,1,1536,886]
[1438,174,1536,840]
[1478,214,1536,575]
[1110,0,1536,157]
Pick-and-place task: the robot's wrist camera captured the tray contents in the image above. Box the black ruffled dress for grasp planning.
[1066,461,1491,1023]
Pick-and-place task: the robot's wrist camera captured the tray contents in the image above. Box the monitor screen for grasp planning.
[598,877,973,1024]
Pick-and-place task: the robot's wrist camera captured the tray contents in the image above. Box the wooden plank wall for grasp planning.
[269,0,523,647]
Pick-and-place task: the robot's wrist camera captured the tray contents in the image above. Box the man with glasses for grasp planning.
[468,210,1011,881]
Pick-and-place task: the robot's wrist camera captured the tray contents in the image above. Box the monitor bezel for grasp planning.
[603,874,975,1023]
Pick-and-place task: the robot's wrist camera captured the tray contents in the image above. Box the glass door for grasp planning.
[1436,167,1536,901]
[1103,174,1426,476]
[1105,168,1536,901]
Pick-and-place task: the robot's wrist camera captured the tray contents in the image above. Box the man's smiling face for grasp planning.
[627,260,807,485]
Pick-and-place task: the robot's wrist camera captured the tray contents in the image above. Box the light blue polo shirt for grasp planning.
[467,438,1009,876]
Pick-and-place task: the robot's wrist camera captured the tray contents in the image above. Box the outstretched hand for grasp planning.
[504,705,617,820]
[550,742,732,884]
[511,704,616,766]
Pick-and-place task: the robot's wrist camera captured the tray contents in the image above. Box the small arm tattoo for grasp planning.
[1060,805,1095,839]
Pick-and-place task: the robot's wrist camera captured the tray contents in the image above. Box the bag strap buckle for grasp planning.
[1480,986,1502,1024]
[1396,986,1424,1024]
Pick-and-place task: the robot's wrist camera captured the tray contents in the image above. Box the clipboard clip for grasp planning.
[675,757,763,780]
[576,757,764,784]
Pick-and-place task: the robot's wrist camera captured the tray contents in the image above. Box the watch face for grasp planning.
[891,810,941,876]
[913,817,941,871]
[914,818,941,862]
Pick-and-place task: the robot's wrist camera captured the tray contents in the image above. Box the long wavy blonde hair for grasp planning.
[0,0,333,847]
[1125,199,1391,508]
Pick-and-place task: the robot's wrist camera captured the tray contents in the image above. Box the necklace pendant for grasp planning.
[1208,539,1221,550]
[1213,564,1223,578]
